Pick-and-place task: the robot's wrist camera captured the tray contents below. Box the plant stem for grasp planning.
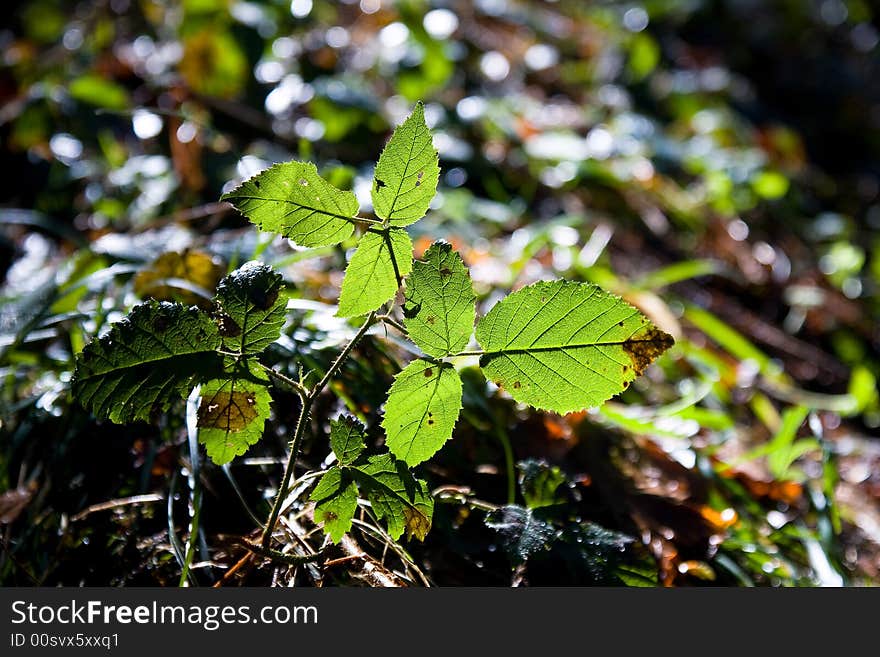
[260,364,308,400]
[377,314,408,335]
[260,312,377,548]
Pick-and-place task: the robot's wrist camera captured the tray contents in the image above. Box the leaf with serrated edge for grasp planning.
[485,505,556,566]
[329,415,366,466]
[197,361,272,465]
[72,301,222,424]
[310,467,358,543]
[337,229,412,317]
[213,261,286,355]
[475,280,674,414]
[372,102,440,226]
[221,161,357,247]
[403,241,475,357]
[353,453,433,541]
[382,359,462,466]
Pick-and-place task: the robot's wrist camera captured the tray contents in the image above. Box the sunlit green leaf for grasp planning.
[310,466,358,543]
[353,453,434,541]
[337,229,412,317]
[329,415,366,465]
[221,161,358,247]
[382,359,463,466]
[68,74,130,110]
[476,280,674,414]
[71,301,222,424]
[213,261,286,355]
[197,360,272,465]
[403,241,475,357]
[372,102,440,226]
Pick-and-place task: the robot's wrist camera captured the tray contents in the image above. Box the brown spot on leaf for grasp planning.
[622,326,674,376]
[197,390,260,432]
[427,418,434,425]
[439,267,452,277]
[424,367,434,377]
[299,178,308,186]
[216,313,242,337]
[426,315,436,325]
[513,381,521,389]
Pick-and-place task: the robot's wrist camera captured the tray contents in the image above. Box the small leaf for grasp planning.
[353,453,433,541]
[519,459,567,509]
[372,102,440,226]
[475,280,674,414]
[72,301,222,424]
[213,261,286,355]
[403,241,476,357]
[310,466,358,543]
[382,359,463,466]
[556,523,657,586]
[485,505,556,566]
[337,229,413,317]
[221,161,358,247]
[197,361,272,465]
[133,250,225,310]
[329,415,366,465]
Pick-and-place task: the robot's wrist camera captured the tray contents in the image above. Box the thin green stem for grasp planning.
[260,364,308,400]
[260,312,377,548]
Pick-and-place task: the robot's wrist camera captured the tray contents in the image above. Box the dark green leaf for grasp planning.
[72,301,222,424]
[213,261,286,355]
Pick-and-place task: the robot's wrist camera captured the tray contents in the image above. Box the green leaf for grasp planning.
[329,415,366,465]
[68,74,131,110]
[337,229,413,317]
[371,102,440,226]
[475,280,674,414]
[485,505,556,566]
[221,161,358,247]
[72,301,221,424]
[403,241,476,357]
[519,459,566,509]
[310,467,358,543]
[382,359,463,466]
[213,261,286,355]
[197,361,272,465]
[353,453,434,541]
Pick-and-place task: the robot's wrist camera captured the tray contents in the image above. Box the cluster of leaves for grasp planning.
[71,103,672,544]
[5,0,880,587]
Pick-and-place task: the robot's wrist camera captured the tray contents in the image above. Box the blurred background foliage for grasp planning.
[1,0,879,586]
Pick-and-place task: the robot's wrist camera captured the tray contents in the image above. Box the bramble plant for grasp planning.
[71,102,674,550]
